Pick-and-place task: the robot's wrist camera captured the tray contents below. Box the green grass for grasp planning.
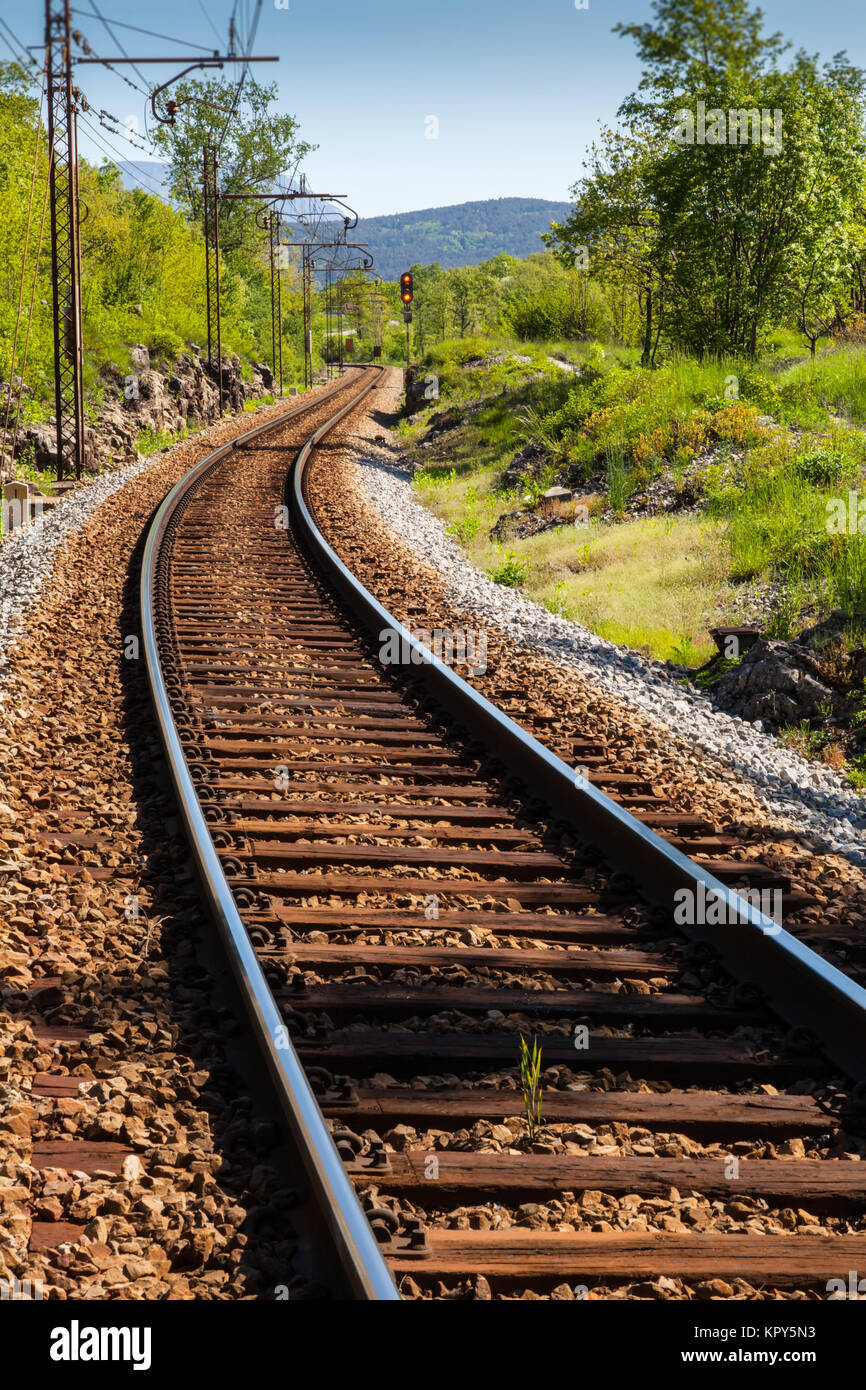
[414,450,732,659]
[848,755,866,792]
[781,349,866,425]
[408,335,866,663]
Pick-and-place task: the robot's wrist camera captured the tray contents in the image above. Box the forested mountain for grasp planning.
[356,198,571,278]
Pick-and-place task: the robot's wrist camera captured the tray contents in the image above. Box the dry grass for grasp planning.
[414,466,734,662]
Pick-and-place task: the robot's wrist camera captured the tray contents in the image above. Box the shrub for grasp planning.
[488,550,528,586]
[709,402,769,446]
[791,446,855,488]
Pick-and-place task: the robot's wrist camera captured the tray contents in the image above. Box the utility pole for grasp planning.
[220,187,349,395]
[45,0,84,480]
[46,45,278,456]
[202,144,223,414]
[302,245,312,391]
[267,213,284,394]
[325,267,332,381]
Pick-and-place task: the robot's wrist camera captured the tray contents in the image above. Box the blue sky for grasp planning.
[3,0,864,216]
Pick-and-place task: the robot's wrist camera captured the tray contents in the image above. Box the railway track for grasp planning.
[142,364,866,1301]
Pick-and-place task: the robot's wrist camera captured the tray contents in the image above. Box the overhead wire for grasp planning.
[68,11,216,53]
[0,32,23,63]
[214,0,262,155]
[84,0,152,98]
[0,17,34,66]
[78,110,166,193]
[196,0,224,47]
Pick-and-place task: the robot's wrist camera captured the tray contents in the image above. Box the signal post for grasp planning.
[400,271,413,368]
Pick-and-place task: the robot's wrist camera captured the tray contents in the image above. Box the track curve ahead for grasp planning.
[143,367,866,1301]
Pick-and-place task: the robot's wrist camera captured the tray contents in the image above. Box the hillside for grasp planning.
[356,197,571,278]
[106,179,570,279]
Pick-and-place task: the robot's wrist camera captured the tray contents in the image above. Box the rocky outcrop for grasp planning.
[712,639,845,725]
[404,366,427,416]
[500,441,551,492]
[711,614,866,728]
[5,345,275,479]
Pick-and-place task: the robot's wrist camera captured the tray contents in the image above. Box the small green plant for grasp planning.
[135,424,176,455]
[12,446,53,491]
[847,753,866,792]
[693,653,742,690]
[669,635,706,667]
[518,1033,543,1142]
[488,549,528,586]
[147,329,183,362]
[766,584,806,640]
[543,579,574,619]
[449,514,483,544]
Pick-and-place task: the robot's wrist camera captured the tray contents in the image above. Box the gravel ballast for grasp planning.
[0,397,305,681]
[350,380,866,866]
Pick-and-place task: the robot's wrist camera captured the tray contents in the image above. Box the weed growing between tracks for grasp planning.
[518,1035,544,1142]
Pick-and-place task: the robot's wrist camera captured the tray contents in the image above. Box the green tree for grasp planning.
[151,78,313,256]
[550,0,866,360]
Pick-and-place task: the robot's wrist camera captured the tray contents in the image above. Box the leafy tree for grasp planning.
[550,0,866,360]
[613,0,788,105]
[151,77,313,256]
[546,125,666,362]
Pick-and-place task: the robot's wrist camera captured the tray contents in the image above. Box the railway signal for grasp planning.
[400,271,413,369]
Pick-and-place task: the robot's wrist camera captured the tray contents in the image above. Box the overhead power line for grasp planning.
[69,10,216,53]
[0,16,35,65]
[78,111,165,194]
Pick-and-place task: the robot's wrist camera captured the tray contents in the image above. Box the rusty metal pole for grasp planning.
[46,0,85,480]
[203,144,223,415]
[214,162,222,416]
[302,245,312,392]
[325,267,331,382]
[275,217,283,394]
[202,146,211,366]
[269,215,277,387]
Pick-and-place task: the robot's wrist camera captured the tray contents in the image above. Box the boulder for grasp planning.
[16,424,58,471]
[712,638,848,726]
[501,441,550,492]
[9,345,275,478]
[404,366,428,416]
[426,405,461,433]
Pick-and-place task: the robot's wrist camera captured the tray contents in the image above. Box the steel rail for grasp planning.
[141,372,400,1301]
[289,396,866,1084]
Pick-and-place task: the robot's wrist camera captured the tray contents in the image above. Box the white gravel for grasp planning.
[354,448,866,866]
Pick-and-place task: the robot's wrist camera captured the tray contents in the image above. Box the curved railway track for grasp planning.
[142,365,866,1301]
